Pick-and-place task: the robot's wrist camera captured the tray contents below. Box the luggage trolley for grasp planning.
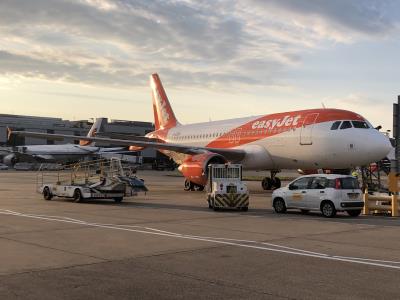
[36,158,147,203]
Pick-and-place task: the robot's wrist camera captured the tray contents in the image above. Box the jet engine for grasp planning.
[3,153,18,166]
[178,153,227,187]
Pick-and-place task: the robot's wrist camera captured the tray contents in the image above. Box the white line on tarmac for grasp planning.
[1,209,400,270]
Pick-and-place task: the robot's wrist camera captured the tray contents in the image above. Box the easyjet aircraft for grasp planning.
[10,74,393,190]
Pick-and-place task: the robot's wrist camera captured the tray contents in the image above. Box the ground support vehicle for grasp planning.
[272,174,364,217]
[206,164,249,211]
[37,158,147,203]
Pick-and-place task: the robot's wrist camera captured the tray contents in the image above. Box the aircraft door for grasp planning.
[300,113,319,145]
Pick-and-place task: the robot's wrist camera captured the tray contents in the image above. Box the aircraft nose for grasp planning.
[375,132,393,160]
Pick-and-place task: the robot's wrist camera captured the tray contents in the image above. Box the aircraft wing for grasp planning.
[96,133,162,143]
[9,130,246,161]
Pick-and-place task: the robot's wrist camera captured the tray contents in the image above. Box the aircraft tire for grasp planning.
[262,177,273,190]
[184,179,191,191]
[272,177,281,189]
[196,185,205,191]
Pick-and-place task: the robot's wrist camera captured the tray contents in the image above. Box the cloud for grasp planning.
[248,0,400,41]
[0,0,398,89]
[328,93,391,130]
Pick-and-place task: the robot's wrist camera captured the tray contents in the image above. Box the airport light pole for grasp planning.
[389,96,400,216]
[393,96,400,174]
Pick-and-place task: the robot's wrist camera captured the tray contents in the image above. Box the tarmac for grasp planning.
[0,170,399,299]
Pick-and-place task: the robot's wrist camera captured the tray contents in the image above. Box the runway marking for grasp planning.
[1,209,400,270]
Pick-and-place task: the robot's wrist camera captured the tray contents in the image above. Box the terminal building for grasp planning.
[0,114,157,161]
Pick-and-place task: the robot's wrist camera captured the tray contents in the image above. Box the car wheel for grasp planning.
[321,201,336,218]
[347,209,361,217]
[273,198,287,213]
[43,187,53,200]
[73,189,83,203]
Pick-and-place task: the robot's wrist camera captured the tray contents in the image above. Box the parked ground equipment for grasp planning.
[37,158,147,203]
[206,164,249,211]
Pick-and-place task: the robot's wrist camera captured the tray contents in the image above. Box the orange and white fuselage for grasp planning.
[146,74,392,175]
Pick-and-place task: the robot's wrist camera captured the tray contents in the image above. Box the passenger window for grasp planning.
[340,121,352,129]
[310,177,328,189]
[352,121,369,129]
[289,177,311,190]
[330,121,341,130]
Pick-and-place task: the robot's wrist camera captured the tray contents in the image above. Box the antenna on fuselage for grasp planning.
[321,103,326,109]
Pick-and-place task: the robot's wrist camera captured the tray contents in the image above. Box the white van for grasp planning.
[272,174,364,217]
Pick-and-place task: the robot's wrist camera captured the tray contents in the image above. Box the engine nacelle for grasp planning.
[3,153,18,166]
[178,153,227,186]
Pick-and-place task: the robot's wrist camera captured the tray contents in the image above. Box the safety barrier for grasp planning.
[363,172,400,217]
[363,191,399,217]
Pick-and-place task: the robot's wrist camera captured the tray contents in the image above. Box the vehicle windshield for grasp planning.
[340,177,360,189]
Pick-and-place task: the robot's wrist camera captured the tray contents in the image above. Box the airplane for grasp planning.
[4,118,129,166]
[9,73,393,191]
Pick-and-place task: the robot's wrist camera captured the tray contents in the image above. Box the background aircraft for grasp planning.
[4,118,128,166]
[10,74,393,190]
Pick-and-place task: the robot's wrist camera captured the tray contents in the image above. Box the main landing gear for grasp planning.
[261,170,281,190]
[184,179,204,191]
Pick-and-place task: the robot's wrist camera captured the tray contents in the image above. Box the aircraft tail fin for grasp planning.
[150,73,179,130]
[80,118,107,146]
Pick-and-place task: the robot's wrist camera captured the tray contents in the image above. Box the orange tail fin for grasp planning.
[150,73,179,130]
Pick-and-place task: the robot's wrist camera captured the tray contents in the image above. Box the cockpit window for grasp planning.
[340,121,352,129]
[352,121,369,129]
[330,121,341,130]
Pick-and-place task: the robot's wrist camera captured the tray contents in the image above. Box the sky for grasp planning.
[0,0,399,132]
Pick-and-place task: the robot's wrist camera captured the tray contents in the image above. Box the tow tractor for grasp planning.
[206,164,249,211]
[37,158,148,203]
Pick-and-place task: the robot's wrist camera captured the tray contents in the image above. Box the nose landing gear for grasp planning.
[261,170,281,190]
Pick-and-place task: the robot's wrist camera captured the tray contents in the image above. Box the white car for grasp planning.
[272,174,364,218]
[0,163,8,170]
